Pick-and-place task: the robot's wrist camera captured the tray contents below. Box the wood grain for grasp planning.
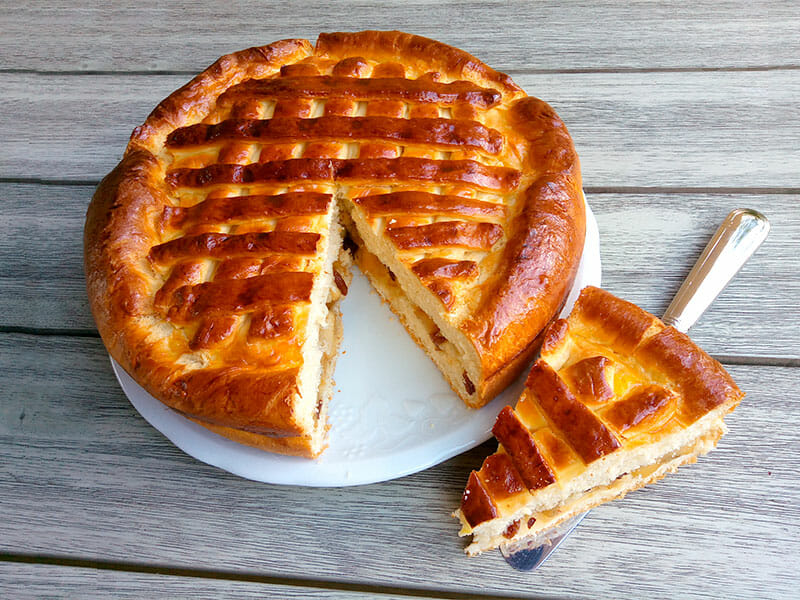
[2,3,798,597]
[4,1,799,72]
[3,183,796,360]
[592,193,800,363]
[3,70,798,187]
[0,562,422,600]
[0,333,796,599]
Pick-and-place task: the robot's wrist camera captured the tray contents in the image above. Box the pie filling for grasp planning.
[289,203,341,430]
[309,295,342,452]
[463,418,726,555]
[311,242,352,427]
[339,198,484,405]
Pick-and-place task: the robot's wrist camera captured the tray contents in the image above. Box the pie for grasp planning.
[84,31,585,457]
[455,286,743,555]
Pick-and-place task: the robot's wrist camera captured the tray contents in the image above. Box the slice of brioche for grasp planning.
[455,286,743,555]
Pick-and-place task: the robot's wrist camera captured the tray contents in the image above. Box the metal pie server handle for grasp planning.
[502,208,770,571]
[661,208,771,329]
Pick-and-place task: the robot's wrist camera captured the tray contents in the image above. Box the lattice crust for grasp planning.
[455,286,744,554]
[84,31,585,457]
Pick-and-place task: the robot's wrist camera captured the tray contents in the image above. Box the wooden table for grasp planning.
[2,2,798,598]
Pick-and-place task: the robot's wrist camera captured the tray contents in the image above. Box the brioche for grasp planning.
[85,31,585,456]
[455,286,743,554]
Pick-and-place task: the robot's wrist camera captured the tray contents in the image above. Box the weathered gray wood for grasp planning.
[592,193,800,362]
[3,183,797,360]
[0,183,92,332]
[3,70,798,187]
[4,1,799,72]
[0,562,424,600]
[2,4,798,598]
[0,333,798,599]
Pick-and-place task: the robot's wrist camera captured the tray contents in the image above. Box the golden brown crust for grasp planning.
[166,116,506,154]
[130,39,313,153]
[386,221,503,251]
[85,151,313,438]
[602,384,676,433]
[85,31,587,456]
[219,78,506,109]
[186,417,324,458]
[465,425,724,556]
[525,361,622,464]
[166,157,521,191]
[355,191,506,219]
[462,168,585,384]
[169,367,303,435]
[85,150,178,395]
[491,406,556,493]
[568,285,662,354]
[457,95,585,393]
[635,326,742,422]
[457,286,744,551]
[315,30,523,98]
[563,356,615,403]
[460,471,499,528]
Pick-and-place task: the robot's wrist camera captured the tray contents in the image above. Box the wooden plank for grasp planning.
[0,183,92,332]
[591,193,800,362]
[3,183,797,360]
[0,562,420,600]
[4,1,799,72]
[3,70,798,188]
[0,333,796,599]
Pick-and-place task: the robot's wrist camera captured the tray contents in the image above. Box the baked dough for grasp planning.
[455,286,743,555]
[84,31,585,457]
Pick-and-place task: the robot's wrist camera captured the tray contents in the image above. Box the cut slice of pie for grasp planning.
[84,31,585,457]
[455,286,743,555]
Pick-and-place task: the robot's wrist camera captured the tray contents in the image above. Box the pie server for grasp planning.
[501,208,770,571]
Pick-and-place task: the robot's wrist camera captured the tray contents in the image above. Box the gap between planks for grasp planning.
[3,177,800,197]
[0,553,549,600]
[3,64,800,77]
[0,328,796,369]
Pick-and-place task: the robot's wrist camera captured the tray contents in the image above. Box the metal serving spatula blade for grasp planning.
[501,208,770,571]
